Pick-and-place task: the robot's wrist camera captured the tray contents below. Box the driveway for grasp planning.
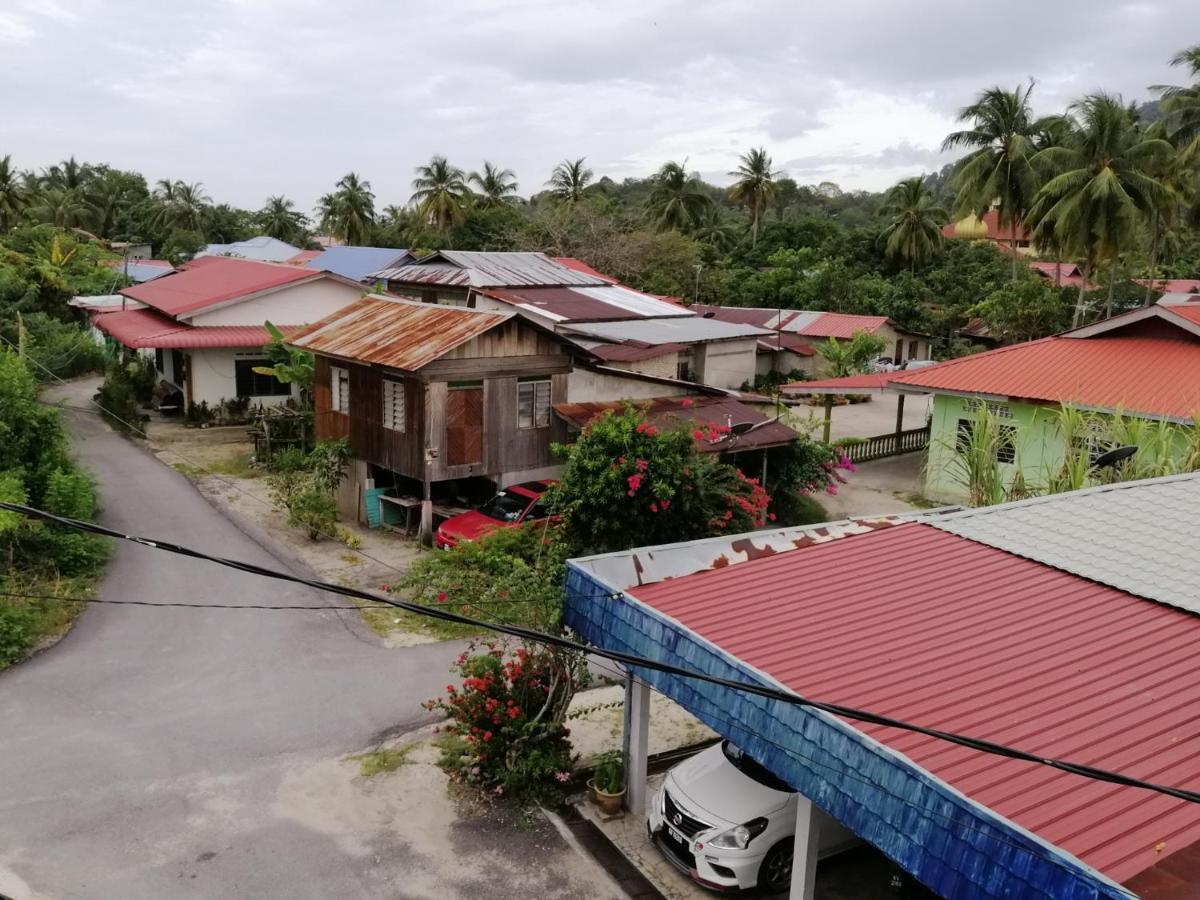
[0,380,618,900]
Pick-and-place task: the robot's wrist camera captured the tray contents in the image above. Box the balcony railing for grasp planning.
[839,424,931,464]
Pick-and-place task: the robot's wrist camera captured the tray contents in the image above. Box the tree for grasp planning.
[258,196,308,243]
[943,84,1040,279]
[410,156,470,230]
[467,161,519,208]
[813,330,888,377]
[728,147,781,247]
[1155,44,1200,147]
[545,158,593,203]
[317,172,375,244]
[85,167,146,239]
[645,160,712,232]
[878,177,948,270]
[252,322,314,404]
[148,179,210,235]
[968,277,1071,343]
[0,156,28,231]
[28,187,88,229]
[1029,94,1173,325]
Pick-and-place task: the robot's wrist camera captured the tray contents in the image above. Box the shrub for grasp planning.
[0,597,38,667]
[95,357,154,434]
[424,643,582,805]
[592,750,624,794]
[265,439,350,540]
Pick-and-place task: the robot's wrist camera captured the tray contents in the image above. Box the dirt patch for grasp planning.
[567,683,716,765]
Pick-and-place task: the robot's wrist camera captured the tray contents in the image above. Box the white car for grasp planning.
[901,358,939,371]
[648,741,858,893]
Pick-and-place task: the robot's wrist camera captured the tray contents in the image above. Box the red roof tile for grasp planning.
[93,308,299,349]
[119,257,323,318]
[627,522,1200,884]
[890,327,1200,419]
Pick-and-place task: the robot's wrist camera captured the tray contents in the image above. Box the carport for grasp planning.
[563,479,1200,898]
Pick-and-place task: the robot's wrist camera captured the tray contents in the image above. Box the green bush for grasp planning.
[2,313,106,381]
[592,750,624,793]
[285,485,337,540]
[0,598,38,667]
[94,357,155,434]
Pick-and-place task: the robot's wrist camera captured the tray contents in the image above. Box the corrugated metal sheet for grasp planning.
[562,317,770,345]
[621,520,1200,887]
[1135,279,1200,295]
[799,312,891,339]
[568,338,686,362]
[288,295,510,372]
[373,251,606,288]
[553,395,797,451]
[195,236,302,262]
[891,329,1200,419]
[483,284,692,323]
[932,473,1200,614]
[120,257,324,318]
[782,372,894,394]
[92,307,299,348]
[304,246,411,282]
[552,257,618,283]
[108,259,174,283]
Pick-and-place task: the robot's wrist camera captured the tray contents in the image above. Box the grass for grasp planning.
[895,491,943,509]
[348,744,415,777]
[355,596,486,642]
[172,451,261,481]
[0,571,104,671]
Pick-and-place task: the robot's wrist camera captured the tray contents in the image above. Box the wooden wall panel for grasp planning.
[313,355,349,441]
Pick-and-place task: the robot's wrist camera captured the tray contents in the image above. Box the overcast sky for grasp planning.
[3,0,1198,214]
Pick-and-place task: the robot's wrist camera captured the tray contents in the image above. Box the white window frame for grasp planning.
[517,377,552,429]
[382,378,406,432]
[331,366,350,414]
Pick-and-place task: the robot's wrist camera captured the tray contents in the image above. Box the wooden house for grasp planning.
[289,295,572,532]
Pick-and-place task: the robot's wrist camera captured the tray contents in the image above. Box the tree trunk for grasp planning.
[1144,212,1160,307]
[1055,246,1062,286]
[1072,260,1093,328]
[1010,235,1019,281]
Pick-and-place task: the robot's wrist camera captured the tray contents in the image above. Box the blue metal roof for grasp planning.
[305,246,411,283]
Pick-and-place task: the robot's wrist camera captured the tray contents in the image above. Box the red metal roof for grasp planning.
[119,257,323,318]
[289,295,513,372]
[92,308,299,349]
[553,395,796,451]
[890,327,1200,418]
[627,521,1200,885]
[783,372,894,394]
[1136,279,1200,295]
[757,333,817,355]
[552,257,618,283]
[799,312,890,339]
[1028,261,1098,290]
[942,209,1032,243]
[285,250,324,266]
[578,340,687,362]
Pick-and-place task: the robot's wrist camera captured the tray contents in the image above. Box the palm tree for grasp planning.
[29,186,89,228]
[44,155,90,191]
[172,182,210,232]
[727,148,780,247]
[1029,93,1173,325]
[1154,45,1200,147]
[645,161,712,232]
[410,156,470,230]
[318,173,376,244]
[468,161,519,208]
[942,84,1040,279]
[878,177,949,270]
[546,158,593,203]
[259,195,308,243]
[693,207,739,253]
[0,155,28,231]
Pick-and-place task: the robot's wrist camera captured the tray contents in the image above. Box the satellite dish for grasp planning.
[1091,445,1137,469]
[729,421,756,436]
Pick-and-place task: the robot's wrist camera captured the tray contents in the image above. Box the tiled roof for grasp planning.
[288,295,513,372]
[553,395,796,451]
[119,257,325,319]
[890,325,1200,420]
[931,474,1200,614]
[624,515,1200,885]
[92,307,299,349]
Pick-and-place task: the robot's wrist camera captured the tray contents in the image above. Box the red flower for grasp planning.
[635,422,647,434]
[660,499,670,510]
[768,512,777,521]
[681,398,694,408]
[649,503,658,513]
[626,473,643,492]
[483,731,493,742]
[692,429,704,440]
[437,591,448,603]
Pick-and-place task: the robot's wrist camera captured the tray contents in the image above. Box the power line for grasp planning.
[6,499,1200,810]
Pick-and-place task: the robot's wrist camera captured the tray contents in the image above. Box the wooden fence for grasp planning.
[839,424,931,464]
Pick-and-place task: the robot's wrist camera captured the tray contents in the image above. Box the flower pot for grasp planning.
[587,779,626,816]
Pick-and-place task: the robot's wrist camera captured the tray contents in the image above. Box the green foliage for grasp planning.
[592,750,624,794]
[814,330,888,377]
[550,406,771,556]
[43,468,97,519]
[0,595,39,667]
[307,439,351,493]
[265,439,349,540]
[969,277,1073,342]
[3,313,106,380]
[878,177,949,269]
[423,643,582,805]
[349,745,414,777]
[252,321,314,403]
[94,356,155,434]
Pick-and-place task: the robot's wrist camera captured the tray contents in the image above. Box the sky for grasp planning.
[3,0,1198,214]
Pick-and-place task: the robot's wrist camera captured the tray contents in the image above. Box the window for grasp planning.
[908,340,918,360]
[517,377,551,429]
[382,378,405,432]
[234,358,290,398]
[1071,420,1112,465]
[331,366,349,413]
[956,415,1017,463]
[956,417,974,453]
[676,359,691,381]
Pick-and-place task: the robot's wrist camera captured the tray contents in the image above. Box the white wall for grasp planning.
[693,338,758,390]
[567,367,692,403]
[606,352,681,381]
[186,347,298,409]
[187,279,364,326]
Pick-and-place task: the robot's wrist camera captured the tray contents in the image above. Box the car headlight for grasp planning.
[703,817,769,850]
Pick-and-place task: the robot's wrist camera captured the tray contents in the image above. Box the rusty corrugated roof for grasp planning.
[373,251,607,288]
[288,295,512,372]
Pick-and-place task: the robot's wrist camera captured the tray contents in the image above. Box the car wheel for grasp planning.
[757,840,793,893]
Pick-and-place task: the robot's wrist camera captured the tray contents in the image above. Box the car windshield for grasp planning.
[721,741,793,793]
[477,491,530,523]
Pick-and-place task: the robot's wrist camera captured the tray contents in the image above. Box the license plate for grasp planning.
[666,825,685,845]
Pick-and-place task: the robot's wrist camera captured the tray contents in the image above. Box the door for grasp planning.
[446,382,483,467]
[894,339,904,363]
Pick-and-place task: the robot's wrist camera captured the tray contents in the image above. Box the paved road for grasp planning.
[0,382,580,899]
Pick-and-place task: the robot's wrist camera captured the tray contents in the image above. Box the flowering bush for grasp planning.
[551,406,775,554]
[424,642,583,805]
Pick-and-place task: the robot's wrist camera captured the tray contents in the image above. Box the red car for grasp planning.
[435,480,556,550]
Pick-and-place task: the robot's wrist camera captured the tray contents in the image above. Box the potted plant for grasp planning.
[588,750,625,815]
